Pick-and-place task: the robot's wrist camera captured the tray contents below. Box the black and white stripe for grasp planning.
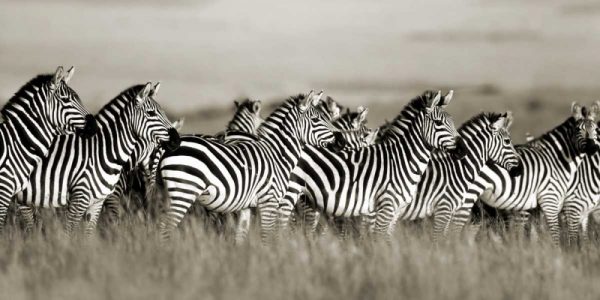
[279,90,466,240]
[451,102,599,244]
[397,112,523,242]
[16,82,179,235]
[157,91,338,242]
[0,66,96,231]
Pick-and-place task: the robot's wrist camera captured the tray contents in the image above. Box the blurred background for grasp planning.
[1,0,600,140]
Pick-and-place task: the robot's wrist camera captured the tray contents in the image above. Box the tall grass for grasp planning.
[0,206,599,300]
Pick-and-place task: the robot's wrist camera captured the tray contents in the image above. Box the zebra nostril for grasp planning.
[509,163,524,177]
[76,114,97,138]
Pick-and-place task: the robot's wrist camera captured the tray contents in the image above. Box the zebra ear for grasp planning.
[150,82,161,97]
[426,91,442,112]
[572,102,583,120]
[365,128,379,144]
[51,66,64,89]
[251,100,261,114]
[439,90,454,107]
[353,106,368,128]
[172,118,185,131]
[63,67,75,84]
[326,96,340,119]
[137,82,153,105]
[504,111,514,130]
[588,101,600,121]
[525,132,535,142]
[490,116,506,132]
[299,90,314,111]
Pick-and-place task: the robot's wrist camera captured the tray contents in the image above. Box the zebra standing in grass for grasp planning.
[16,82,180,235]
[563,109,600,246]
[396,112,523,242]
[157,91,339,242]
[104,98,265,222]
[0,67,97,231]
[279,90,467,240]
[450,102,599,244]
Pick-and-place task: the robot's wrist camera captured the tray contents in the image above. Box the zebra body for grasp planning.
[106,99,264,221]
[16,83,179,235]
[279,90,465,239]
[451,103,599,244]
[397,112,523,241]
[157,91,338,242]
[0,67,96,230]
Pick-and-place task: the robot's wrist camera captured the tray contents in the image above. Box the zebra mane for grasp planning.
[256,94,304,136]
[459,112,503,132]
[96,84,145,118]
[1,74,53,118]
[522,116,575,147]
[378,90,437,139]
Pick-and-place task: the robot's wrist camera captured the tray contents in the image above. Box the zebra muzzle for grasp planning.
[77,114,98,138]
[583,139,599,155]
[327,132,347,152]
[508,163,524,177]
[163,128,181,152]
[449,137,467,160]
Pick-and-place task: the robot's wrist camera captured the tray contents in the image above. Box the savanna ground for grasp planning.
[3,0,600,299]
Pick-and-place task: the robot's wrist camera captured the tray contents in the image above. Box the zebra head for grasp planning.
[131,82,181,152]
[46,66,97,138]
[485,112,523,177]
[229,99,263,133]
[297,90,338,148]
[572,102,599,155]
[420,90,466,159]
[328,106,374,151]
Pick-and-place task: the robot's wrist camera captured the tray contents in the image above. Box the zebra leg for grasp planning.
[508,211,530,241]
[158,184,200,241]
[84,199,105,237]
[374,196,399,242]
[538,199,561,245]
[258,196,278,244]
[304,206,320,236]
[432,198,457,243]
[565,207,584,247]
[65,191,91,237]
[278,195,298,232]
[0,186,15,232]
[18,205,35,233]
[234,208,252,244]
[580,213,590,246]
[103,192,122,223]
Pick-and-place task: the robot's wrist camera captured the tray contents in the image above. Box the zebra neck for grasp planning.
[389,115,433,174]
[93,113,138,173]
[2,97,57,158]
[454,128,489,182]
[529,119,581,169]
[258,120,304,174]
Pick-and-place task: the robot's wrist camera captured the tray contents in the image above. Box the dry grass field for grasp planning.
[0,209,600,300]
[3,0,600,299]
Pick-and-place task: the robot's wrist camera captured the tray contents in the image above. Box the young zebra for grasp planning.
[105,98,264,221]
[563,110,600,246]
[157,91,338,242]
[451,102,599,244]
[0,67,97,231]
[396,112,523,242]
[16,83,180,235]
[279,90,466,240]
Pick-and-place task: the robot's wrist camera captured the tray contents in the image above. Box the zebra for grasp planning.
[15,82,180,235]
[450,102,599,244]
[290,106,378,234]
[279,90,467,240]
[0,66,97,231]
[563,104,600,246]
[157,91,339,242]
[105,98,265,222]
[395,112,523,242]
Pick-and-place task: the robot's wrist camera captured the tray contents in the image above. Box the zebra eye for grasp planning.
[311,116,320,122]
[433,119,443,126]
[147,110,157,117]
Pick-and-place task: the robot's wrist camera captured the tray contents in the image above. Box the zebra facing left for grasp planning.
[0,66,97,231]
[15,82,180,235]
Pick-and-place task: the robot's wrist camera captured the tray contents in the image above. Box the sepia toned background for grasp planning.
[1,0,600,139]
